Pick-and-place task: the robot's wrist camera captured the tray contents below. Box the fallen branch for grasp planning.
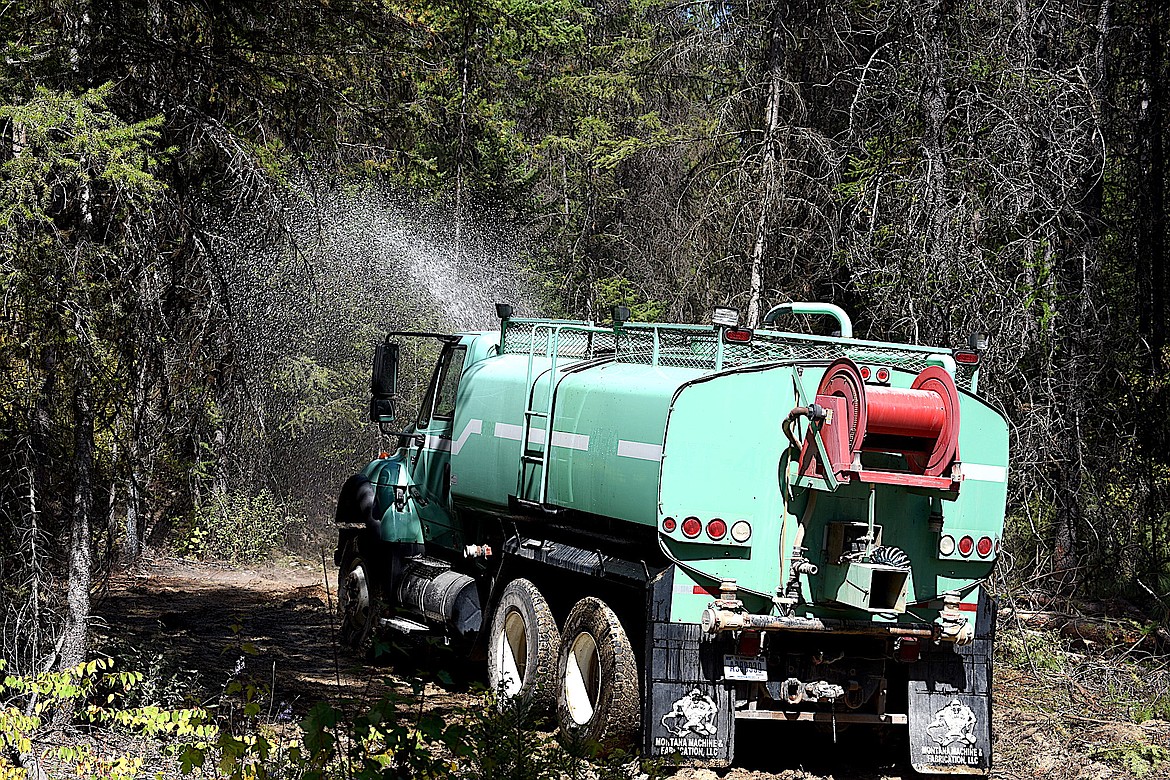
[999,608,1169,652]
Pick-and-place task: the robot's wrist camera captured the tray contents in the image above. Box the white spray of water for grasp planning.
[209,179,536,521]
[288,183,534,332]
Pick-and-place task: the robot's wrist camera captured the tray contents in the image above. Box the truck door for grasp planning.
[411,344,467,547]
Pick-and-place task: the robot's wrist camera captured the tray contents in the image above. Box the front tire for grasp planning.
[555,597,640,751]
[337,541,381,655]
[487,578,560,713]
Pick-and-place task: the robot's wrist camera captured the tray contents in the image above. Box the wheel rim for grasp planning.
[495,609,528,697]
[564,631,600,725]
[341,563,370,634]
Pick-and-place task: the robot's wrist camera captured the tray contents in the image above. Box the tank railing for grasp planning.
[763,302,855,339]
[618,323,717,369]
[501,317,595,356]
[519,321,616,506]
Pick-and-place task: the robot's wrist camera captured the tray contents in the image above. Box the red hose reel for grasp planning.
[799,358,961,486]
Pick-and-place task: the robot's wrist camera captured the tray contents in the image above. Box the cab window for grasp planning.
[419,346,466,426]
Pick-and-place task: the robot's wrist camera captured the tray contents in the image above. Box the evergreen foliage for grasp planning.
[2,0,1170,720]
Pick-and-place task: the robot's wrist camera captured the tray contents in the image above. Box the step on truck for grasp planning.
[333,302,1008,775]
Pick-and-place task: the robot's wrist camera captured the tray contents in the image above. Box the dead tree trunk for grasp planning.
[747,8,785,328]
[60,358,93,673]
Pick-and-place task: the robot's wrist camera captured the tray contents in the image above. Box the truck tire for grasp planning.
[555,597,640,751]
[487,578,559,713]
[337,542,381,655]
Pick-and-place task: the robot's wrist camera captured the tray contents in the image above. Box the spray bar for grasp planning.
[700,607,938,640]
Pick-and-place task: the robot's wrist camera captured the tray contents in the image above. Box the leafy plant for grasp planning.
[1090,742,1170,778]
[0,658,212,780]
[181,489,301,564]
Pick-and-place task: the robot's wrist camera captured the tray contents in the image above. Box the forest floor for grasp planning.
[90,553,1170,780]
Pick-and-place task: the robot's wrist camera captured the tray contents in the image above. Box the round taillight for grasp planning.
[939,535,956,556]
[662,517,677,533]
[731,520,752,543]
[859,365,871,380]
[977,536,994,557]
[707,518,727,540]
[876,367,890,383]
[681,517,702,538]
[958,535,975,557]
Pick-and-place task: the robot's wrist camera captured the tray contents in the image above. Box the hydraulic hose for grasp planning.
[782,403,826,452]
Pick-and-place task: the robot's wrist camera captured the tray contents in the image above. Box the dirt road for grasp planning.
[93,554,1165,780]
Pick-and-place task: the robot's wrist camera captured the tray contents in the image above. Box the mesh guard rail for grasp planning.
[500,320,976,392]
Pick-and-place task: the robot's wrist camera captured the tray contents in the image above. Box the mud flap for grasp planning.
[643,566,734,768]
[908,588,997,775]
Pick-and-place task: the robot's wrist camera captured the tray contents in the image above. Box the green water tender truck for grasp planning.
[333,302,1008,775]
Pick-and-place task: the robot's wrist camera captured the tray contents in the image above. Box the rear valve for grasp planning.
[783,403,832,450]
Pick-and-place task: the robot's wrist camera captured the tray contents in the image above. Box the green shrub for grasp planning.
[1090,742,1170,778]
[0,657,214,780]
[179,489,301,564]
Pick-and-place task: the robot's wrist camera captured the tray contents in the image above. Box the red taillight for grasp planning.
[895,637,921,663]
[954,350,980,365]
[859,365,872,380]
[724,327,753,344]
[876,367,890,383]
[681,516,702,538]
[707,518,727,540]
[958,535,975,556]
[738,630,761,657]
[977,536,994,557]
[662,517,677,533]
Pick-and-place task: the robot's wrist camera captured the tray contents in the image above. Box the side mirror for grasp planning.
[370,342,399,422]
[369,397,396,422]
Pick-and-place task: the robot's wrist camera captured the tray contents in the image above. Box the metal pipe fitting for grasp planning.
[700,607,938,640]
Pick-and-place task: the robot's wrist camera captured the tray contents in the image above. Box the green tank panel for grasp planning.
[542,361,703,524]
[449,351,705,526]
[657,359,1009,624]
[658,364,794,595]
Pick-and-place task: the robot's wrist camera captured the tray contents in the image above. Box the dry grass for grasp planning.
[993,619,1170,780]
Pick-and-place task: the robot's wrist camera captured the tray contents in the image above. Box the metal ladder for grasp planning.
[516,323,609,506]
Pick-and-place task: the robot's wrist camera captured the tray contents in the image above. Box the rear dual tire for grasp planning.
[487,582,642,752]
[555,597,640,751]
[487,578,559,713]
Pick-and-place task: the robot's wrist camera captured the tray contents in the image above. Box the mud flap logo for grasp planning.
[661,688,718,737]
[653,688,725,758]
[923,699,982,765]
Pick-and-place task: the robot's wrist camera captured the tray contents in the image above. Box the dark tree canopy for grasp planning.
[3,0,1170,673]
